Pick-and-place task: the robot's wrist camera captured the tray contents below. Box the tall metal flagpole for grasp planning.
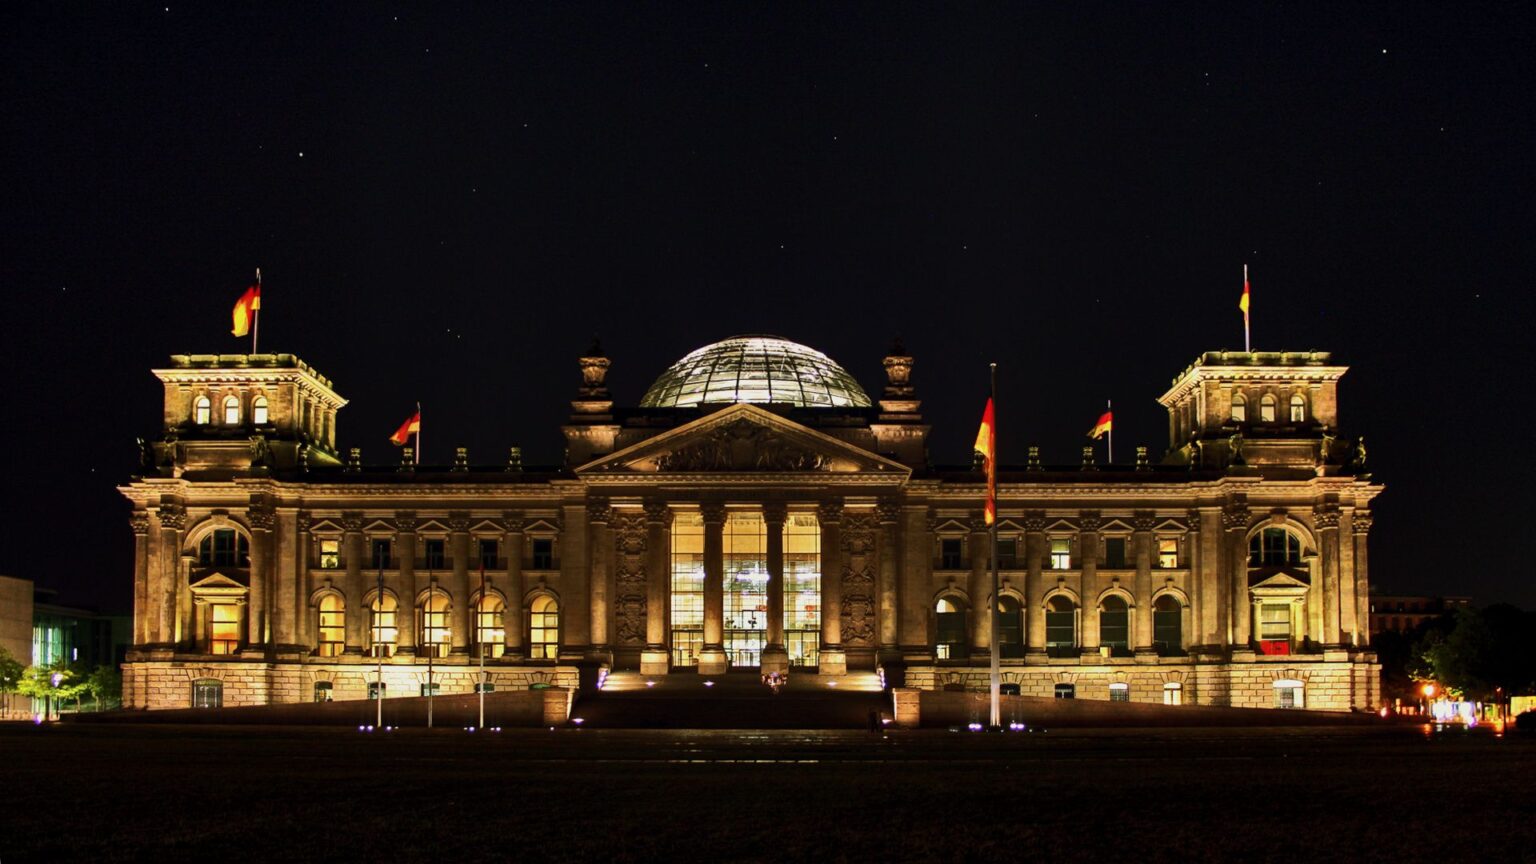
[427,572,436,728]
[1243,264,1251,353]
[251,268,261,355]
[477,563,486,729]
[414,402,422,466]
[375,566,384,729]
[989,362,1001,730]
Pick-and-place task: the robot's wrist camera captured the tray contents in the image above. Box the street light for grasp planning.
[1422,682,1436,719]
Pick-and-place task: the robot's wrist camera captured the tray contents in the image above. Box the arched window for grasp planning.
[996,596,1024,658]
[420,592,450,658]
[1163,682,1183,706]
[1259,394,1277,422]
[209,603,241,655]
[1045,596,1077,657]
[368,594,397,658]
[1109,682,1130,702]
[1153,595,1183,655]
[1249,528,1303,566]
[934,596,966,659]
[1099,596,1130,655]
[1230,394,1247,423]
[313,681,333,703]
[317,594,344,657]
[529,595,559,660]
[1273,678,1305,709]
[1289,393,1306,422]
[252,395,269,425]
[192,679,223,708]
[222,394,240,425]
[194,395,212,425]
[476,594,506,658]
[198,528,250,568]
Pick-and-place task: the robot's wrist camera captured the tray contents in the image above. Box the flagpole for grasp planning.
[1106,399,1113,465]
[415,402,422,466]
[427,572,436,729]
[252,268,261,355]
[376,566,384,729]
[988,362,1001,730]
[477,563,486,730]
[1243,264,1251,353]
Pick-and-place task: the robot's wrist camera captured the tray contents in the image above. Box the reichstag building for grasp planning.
[121,335,1382,712]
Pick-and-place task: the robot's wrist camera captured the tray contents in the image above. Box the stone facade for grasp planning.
[121,340,1381,713]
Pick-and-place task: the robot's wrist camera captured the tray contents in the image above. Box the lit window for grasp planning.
[313,681,333,703]
[192,679,223,708]
[420,592,450,658]
[1289,393,1306,422]
[1259,394,1277,423]
[319,539,340,569]
[1153,595,1183,655]
[476,594,505,658]
[1163,682,1183,706]
[370,539,392,570]
[531,537,555,570]
[1260,603,1292,641]
[1054,683,1075,699]
[1109,682,1130,702]
[1099,596,1130,655]
[194,395,212,425]
[783,512,821,669]
[1249,528,1303,566]
[1103,537,1128,569]
[670,512,705,667]
[252,395,269,425]
[530,595,559,659]
[209,604,241,655]
[368,682,386,700]
[368,594,397,658]
[317,595,344,657]
[423,538,446,570]
[1230,394,1246,423]
[222,395,240,425]
[1274,679,1305,709]
[939,538,964,570]
[1157,538,1178,569]
[198,528,249,567]
[478,538,499,570]
[1049,538,1072,570]
[935,597,966,659]
[1046,596,1077,656]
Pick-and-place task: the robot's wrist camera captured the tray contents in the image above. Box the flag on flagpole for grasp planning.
[1088,410,1113,440]
[389,410,421,446]
[1239,264,1251,352]
[973,397,996,525]
[231,283,261,337]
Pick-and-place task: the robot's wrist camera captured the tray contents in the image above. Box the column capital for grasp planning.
[247,507,276,531]
[1021,510,1047,534]
[130,511,151,536]
[394,513,419,533]
[875,498,901,524]
[157,504,187,531]
[295,510,312,533]
[967,515,989,534]
[1221,505,1250,532]
[1351,511,1373,535]
[586,498,613,525]
[446,513,472,533]
[643,501,673,526]
[700,501,728,525]
[1131,512,1157,533]
[339,513,365,534]
[1313,505,1342,530]
[816,500,843,525]
[501,511,526,533]
[1077,510,1102,533]
[760,502,788,525]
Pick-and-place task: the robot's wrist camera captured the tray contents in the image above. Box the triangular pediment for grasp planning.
[1099,518,1135,534]
[308,518,345,535]
[190,571,248,591]
[576,404,910,478]
[1154,518,1188,533]
[1250,571,1311,592]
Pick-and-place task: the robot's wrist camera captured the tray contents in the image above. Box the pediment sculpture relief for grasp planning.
[653,419,831,472]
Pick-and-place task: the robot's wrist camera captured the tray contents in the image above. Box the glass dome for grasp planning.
[640,335,872,409]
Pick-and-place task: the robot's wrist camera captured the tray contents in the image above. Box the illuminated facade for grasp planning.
[121,337,1382,712]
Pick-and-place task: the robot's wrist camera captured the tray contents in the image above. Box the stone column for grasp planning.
[502,514,525,659]
[272,510,299,653]
[448,515,472,654]
[1023,513,1047,656]
[1078,513,1101,657]
[818,500,846,674]
[342,515,366,654]
[395,515,418,655]
[876,499,901,656]
[967,516,991,659]
[1351,512,1373,647]
[641,502,671,675]
[587,499,613,660]
[1222,505,1251,649]
[899,507,930,654]
[130,512,150,646]
[1316,507,1343,647]
[245,505,274,650]
[1132,513,1156,655]
[156,503,186,649]
[295,512,313,646]
[761,503,789,675]
[698,502,728,675]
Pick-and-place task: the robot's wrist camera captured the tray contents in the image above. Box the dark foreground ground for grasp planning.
[5,722,1532,863]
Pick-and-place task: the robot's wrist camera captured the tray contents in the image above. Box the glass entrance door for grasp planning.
[724,512,767,667]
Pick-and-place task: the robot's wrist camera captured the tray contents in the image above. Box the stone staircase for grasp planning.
[572,670,890,729]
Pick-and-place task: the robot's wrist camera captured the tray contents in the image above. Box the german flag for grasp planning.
[974,398,996,525]
[389,410,421,446]
[1088,411,1113,440]
[1239,267,1251,320]
[231,283,261,337]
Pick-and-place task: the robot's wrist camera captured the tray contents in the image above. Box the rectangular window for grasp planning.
[1164,684,1183,706]
[209,604,241,655]
[531,538,555,569]
[1275,684,1304,709]
[420,683,441,697]
[474,682,495,694]
[1260,603,1292,640]
[192,680,223,708]
[1046,609,1075,650]
[940,538,964,570]
[478,539,499,570]
[1103,537,1127,569]
[370,539,391,570]
[1109,684,1130,703]
[783,513,821,668]
[423,538,446,569]
[1054,683,1075,699]
[670,512,706,667]
[368,682,386,700]
[1157,538,1178,569]
[319,539,340,570]
[1049,538,1072,570]
[996,537,1019,569]
[724,511,768,667]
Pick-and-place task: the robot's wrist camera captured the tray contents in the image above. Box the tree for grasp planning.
[84,664,122,712]
[0,646,24,717]
[1417,605,1536,701]
[16,661,86,720]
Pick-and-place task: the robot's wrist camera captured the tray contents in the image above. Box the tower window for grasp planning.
[318,539,340,569]
[252,395,269,425]
[1259,394,1277,422]
[198,529,249,567]
[194,395,212,425]
[1289,393,1306,422]
[1157,538,1178,568]
[1230,394,1246,423]
[223,395,240,425]
[1049,538,1072,570]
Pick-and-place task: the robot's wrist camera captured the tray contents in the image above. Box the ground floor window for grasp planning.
[1274,679,1305,709]
[368,682,386,700]
[1153,595,1183,655]
[785,628,820,668]
[1054,683,1075,699]
[997,596,1024,658]
[530,595,560,660]
[192,679,223,708]
[1109,682,1130,702]
[670,628,703,667]
[1163,682,1183,706]
[1045,597,1077,657]
[935,597,966,659]
[313,681,333,703]
[420,682,441,697]
[474,682,495,694]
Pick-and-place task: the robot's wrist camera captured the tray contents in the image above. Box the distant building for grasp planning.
[120,338,1384,713]
[0,574,31,664]
[31,587,131,669]
[1368,592,1472,635]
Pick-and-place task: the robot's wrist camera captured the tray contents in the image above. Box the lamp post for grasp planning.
[1422,682,1436,719]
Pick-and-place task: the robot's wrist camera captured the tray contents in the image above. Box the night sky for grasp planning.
[3,4,1532,611]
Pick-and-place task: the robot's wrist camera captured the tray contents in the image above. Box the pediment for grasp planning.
[576,404,910,478]
[190,571,248,591]
[308,518,345,535]
[1098,518,1136,534]
[469,519,504,535]
[1153,518,1188,533]
[1045,518,1079,533]
[1250,571,1311,592]
[415,519,451,535]
[362,519,395,535]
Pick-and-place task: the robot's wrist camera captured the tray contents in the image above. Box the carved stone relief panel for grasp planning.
[840,511,877,647]
[612,510,648,646]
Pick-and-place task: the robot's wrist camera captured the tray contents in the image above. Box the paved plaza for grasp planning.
[5,722,1533,862]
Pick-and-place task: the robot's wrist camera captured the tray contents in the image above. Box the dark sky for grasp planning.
[3,3,1532,611]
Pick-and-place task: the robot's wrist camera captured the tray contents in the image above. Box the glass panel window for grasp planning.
[475,683,495,694]
[935,597,966,660]
[1099,596,1130,654]
[1230,394,1246,423]
[1274,679,1305,709]
[1259,394,1277,422]
[1250,529,1303,566]
[476,594,505,657]
[724,511,768,667]
[194,395,212,425]
[1157,538,1178,569]
[368,594,397,658]
[420,682,442,697]
[252,395,269,425]
[209,604,241,655]
[1054,683,1075,699]
[319,539,340,570]
[192,679,223,708]
[783,513,821,668]
[1046,597,1076,655]
[1153,595,1183,655]
[530,595,559,660]
[423,539,447,570]
[199,529,249,568]
[996,537,1019,570]
[420,592,450,657]
[317,594,344,657]
[1103,537,1128,569]
[1289,394,1306,422]
[1109,682,1130,702]
[370,539,392,570]
[222,395,240,425]
[1049,539,1072,570]
[478,539,499,570]
[531,538,555,570]
[313,681,333,703]
[940,538,964,570]
[997,596,1023,658]
[1260,603,1292,641]
[1163,683,1183,706]
[368,682,387,700]
[670,512,705,667]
